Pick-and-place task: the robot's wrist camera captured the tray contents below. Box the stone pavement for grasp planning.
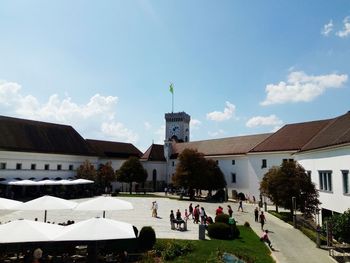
[0,195,335,263]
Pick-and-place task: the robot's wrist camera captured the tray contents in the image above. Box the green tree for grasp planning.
[203,159,227,192]
[325,209,350,243]
[97,161,116,188]
[76,160,97,181]
[116,156,148,194]
[260,160,320,218]
[172,148,226,198]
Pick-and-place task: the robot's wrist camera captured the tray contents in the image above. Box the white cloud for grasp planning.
[0,80,139,144]
[144,121,152,130]
[154,125,165,144]
[206,101,236,121]
[336,16,350,38]
[246,115,283,128]
[190,119,201,130]
[208,129,225,137]
[101,122,139,143]
[261,71,348,106]
[321,20,333,36]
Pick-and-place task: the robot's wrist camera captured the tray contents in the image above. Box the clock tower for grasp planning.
[165,112,191,142]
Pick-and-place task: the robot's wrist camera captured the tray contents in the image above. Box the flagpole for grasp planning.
[170,83,174,113]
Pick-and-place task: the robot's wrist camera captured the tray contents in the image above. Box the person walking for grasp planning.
[254,207,259,222]
[238,199,243,212]
[259,211,266,230]
[189,203,194,219]
[227,205,233,217]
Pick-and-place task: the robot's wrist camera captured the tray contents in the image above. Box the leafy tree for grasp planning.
[76,160,97,181]
[172,148,226,198]
[260,160,320,218]
[116,156,148,194]
[325,209,350,243]
[97,161,116,188]
[204,159,227,191]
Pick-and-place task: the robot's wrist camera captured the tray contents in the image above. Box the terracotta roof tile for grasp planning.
[171,133,272,157]
[86,139,142,158]
[141,144,166,161]
[0,115,94,156]
[301,111,350,151]
[251,119,331,152]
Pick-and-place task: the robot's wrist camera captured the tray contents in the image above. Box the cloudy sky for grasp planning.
[0,1,349,152]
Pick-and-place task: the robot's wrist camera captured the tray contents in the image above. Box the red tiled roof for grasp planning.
[141,144,166,161]
[0,115,95,156]
[171,133,272,157]
[86,139,142,158]
[301,112,350,151]
[250,119,332,153]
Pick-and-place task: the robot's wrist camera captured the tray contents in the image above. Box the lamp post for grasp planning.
[292,196,297,228]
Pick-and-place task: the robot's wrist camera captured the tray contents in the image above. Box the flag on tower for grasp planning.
[169,83,174,94]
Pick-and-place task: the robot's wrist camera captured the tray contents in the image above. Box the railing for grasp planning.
[329,245,350,263]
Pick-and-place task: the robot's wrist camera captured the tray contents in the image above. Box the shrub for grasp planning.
[215,213,230,224]
[138,226,156,251]
[244,221,250,227]
[154,240,194,260]
[208,222,232,240]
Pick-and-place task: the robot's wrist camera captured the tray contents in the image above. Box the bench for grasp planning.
[171,219,187,231]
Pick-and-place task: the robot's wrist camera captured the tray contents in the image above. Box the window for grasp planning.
[216,160,219,165]
[0,163,6,170]
[261,159,267,168]
[69,165,74,171]
[319,171,332,192]
[289,159,294,162]
[283,159,288,163]
[57,164,62,171]
[232,160,235,165]
[31,164,36,170]
[342,170,349,194]
[16,163,22,170]
[44,164,50,170]
[231,173,236,183]
[172,161,175,167]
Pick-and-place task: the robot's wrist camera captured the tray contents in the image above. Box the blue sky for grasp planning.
[0,1,350,152]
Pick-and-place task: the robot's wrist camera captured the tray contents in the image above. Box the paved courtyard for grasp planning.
[0,195,334,263]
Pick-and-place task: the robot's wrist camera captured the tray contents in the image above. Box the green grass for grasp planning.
[155,226,275,263]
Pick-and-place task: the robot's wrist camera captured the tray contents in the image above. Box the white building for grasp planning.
[1,111,349,221]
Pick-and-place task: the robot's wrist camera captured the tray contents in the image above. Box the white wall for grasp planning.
[246,152,295,200]
[296,145,350,214]
[0,150,98,180]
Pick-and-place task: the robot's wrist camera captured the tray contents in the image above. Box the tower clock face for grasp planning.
[169,124,180,136]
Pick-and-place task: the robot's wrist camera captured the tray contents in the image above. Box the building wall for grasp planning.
[246,152,295,200]
[0,150,98,180]
[296,145,350,214]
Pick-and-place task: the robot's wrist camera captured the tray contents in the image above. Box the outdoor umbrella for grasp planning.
[13,195,78,222]
[0,197,23,210]
[74,196,133,218]
[0,219,63,243]
[54,217,136,241]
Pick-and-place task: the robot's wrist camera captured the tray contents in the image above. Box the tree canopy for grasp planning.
[172,148,226,193]
[97,161,116,188]
[325,209,350,243]
[116,156,148,194]
[76,160,97,181]
[260,160,320,218]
